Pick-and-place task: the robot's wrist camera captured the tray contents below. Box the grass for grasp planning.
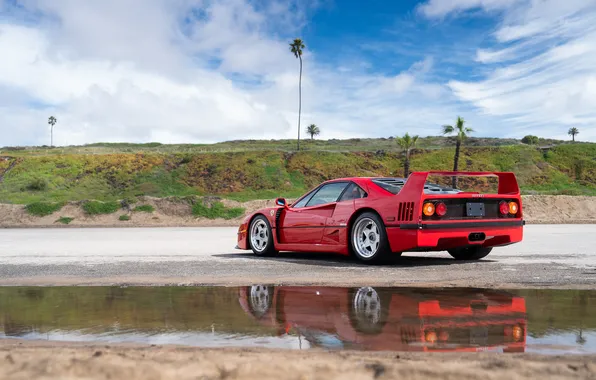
[83,201,120,215]
[0,140,594,205]
[56,216,74,224]
[133,205,155,213]
[119,214,131,221]
[192,201,245,220]
[25,202,64,217]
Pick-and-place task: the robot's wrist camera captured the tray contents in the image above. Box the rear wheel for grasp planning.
[249,215,278,257]
[350,212,390,264]
[448,246,492,260]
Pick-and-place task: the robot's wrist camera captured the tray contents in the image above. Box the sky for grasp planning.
[1,0,595,146]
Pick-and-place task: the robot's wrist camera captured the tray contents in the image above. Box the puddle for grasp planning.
[1,286,595,354]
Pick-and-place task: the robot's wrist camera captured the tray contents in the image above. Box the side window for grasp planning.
[291,188,318,208]
[305,182,349,207]
[339,183,367,202]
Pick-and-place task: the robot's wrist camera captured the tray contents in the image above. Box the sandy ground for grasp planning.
[0,195,594,228]
[0,340,595,380]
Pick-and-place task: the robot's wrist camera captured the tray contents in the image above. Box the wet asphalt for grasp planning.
[0,225,594,288]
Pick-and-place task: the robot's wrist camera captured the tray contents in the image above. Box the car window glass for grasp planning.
[339,183,367,202]
[291,188,317,208]
[305,182,348,207]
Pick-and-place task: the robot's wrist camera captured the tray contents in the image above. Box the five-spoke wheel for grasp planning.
[350,212,390,264]
[249,215,277,256]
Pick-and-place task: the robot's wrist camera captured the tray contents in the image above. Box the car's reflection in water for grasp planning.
[239,286,527,353]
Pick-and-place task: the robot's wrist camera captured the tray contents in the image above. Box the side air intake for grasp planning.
[397,202,415,222]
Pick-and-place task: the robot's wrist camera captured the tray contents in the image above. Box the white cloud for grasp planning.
[418,0,522,19]
[0,0,464,147]
[420,0,596,140]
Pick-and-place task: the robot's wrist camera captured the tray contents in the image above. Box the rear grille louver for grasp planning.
[397,202,415,222]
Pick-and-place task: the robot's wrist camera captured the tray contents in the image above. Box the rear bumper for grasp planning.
[400,220,524,230]
[387,220,524,252]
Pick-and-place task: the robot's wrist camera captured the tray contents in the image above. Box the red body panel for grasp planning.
[238,286,527,352]
[236,171,524,255]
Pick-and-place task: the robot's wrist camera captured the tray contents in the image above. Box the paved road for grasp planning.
[0,225,594,288]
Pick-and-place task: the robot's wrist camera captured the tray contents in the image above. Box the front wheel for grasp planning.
[350,212,390,264]
[249,215,278,257]
[448,246,492,260]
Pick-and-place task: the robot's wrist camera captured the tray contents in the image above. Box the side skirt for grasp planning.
[274,243,350,255]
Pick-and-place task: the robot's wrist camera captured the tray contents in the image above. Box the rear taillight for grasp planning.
[509,201,519,215]
[499,201,509,215]
[423,202,435,216]
[435,202,447,217]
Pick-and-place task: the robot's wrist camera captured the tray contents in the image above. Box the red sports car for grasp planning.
[236,171,524,263]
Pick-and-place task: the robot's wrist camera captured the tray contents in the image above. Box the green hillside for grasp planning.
[0,139,594,205]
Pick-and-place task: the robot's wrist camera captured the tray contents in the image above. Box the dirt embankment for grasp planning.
[0,195,594,228]
[1,341,595,380]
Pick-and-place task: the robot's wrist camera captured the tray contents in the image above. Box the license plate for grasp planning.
[466,202,485,217]
[470,327,489,346]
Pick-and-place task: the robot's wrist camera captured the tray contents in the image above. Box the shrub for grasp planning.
[133,204,155,213]
[119,214,131,221]
[57,217,74,225]
[521,135,539,145]
[83,201,120,215]
[25,202,64,217]
[27,178,48,191]
[574,159,586,181]
[192,201,245,220]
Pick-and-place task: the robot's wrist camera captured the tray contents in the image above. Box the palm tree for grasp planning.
[289,38,305,151]
[442,116,473,189]
[48,116,57,147]
[568,127,579,142]
[306,124,320,140]
[396,133,419,178]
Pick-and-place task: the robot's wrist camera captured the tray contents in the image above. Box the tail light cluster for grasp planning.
[423,202,447,217]
[500,201,519,216]
[422,200,520,219]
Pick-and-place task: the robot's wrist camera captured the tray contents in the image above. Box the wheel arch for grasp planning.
[346,207,386,253]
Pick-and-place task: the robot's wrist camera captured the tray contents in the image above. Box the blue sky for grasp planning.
[0,0,595,146]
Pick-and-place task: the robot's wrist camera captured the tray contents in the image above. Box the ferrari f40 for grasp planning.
[236,171,524,263]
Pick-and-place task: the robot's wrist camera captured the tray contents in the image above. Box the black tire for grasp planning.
[448,246,493,260]
[248,215,278,257]
[349,212,391,264]
[347,286,390,334]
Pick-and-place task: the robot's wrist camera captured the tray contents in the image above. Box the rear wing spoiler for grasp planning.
[401,171,520,195]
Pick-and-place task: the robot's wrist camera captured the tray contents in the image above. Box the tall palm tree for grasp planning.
[442,116,473,189]
[289,38,305,151]
[306,124,320,140]
[48,116,57,147]
[396,133,419,178]
[568,127,579,142]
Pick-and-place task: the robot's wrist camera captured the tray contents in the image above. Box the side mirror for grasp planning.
[275,198,288,208]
